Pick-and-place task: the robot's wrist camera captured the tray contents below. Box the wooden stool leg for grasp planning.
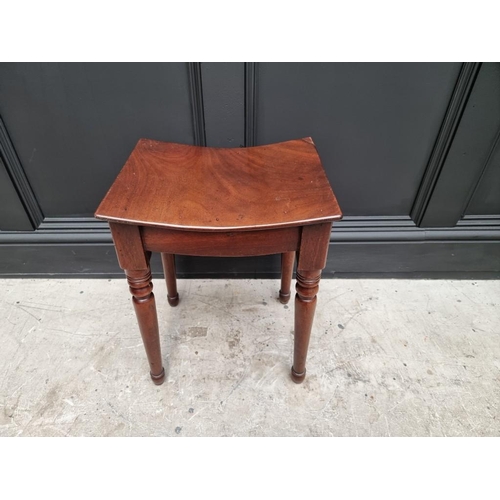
[291,223,331,384]
[279,251,295,304]
[127,269,165,385]
[109,222,165,385]
[292,270,321,383]
[161,253,179,306]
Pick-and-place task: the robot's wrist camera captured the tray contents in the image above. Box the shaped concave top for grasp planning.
[95,138,342,231]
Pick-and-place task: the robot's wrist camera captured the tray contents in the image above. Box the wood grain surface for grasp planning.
[95,138,342,231]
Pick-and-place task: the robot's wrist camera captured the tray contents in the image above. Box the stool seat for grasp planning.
[95,137,341,231]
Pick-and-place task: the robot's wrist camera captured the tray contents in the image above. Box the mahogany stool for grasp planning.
[95,138,342,385]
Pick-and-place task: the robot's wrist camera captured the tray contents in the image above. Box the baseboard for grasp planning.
[0,241,498,279]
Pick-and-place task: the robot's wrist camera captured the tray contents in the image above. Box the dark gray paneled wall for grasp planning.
[467,137,500,215]
[201,63,245,148]
[0,62,499,277]
[256,63,462,216]
[464,63,500,216]
[0,63,193,217]
[0,156,32,230]
[422,62,500,226]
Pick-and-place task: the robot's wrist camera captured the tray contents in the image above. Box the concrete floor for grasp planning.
[0,278,499,437]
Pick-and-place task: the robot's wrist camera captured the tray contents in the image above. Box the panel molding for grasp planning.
[0,217,111,244]
[244,62,257,147]
[187,62,206,146]
[2,214,499,246]
[1,215,499,276]
[410,62,481,226]
[332,215,500,242]
[418,63,500,227]
[0,116,44,228]
[0,156,33,230]
[461,124,500,216]
[458,215,500,226]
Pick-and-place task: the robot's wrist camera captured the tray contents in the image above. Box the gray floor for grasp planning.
[0,278,499,437]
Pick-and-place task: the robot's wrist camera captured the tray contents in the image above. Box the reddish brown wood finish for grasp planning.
[95,138,341,231]
[127,269,164,385]
[161,253,179,306]
[109,223,148,269]
[291,222,332,383]
[142,226,299,256]
[97,139,342,386]
[292,270,321,383]
[279,251,295,304]
[109,222,165,385]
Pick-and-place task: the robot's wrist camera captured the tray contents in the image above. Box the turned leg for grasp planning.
[279,251,295,304]
[109,222,165,385]
[161,253,179,306]
[127,269,165,385]
[291,270,321,383]
[291,223,331,384]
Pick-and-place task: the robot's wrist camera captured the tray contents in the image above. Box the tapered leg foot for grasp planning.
[161,253,179,307]
[279,251,295,304]
[291,366,306,384]
[167,294,179,307]
[291,270,321,383]
[150,367,166,385]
